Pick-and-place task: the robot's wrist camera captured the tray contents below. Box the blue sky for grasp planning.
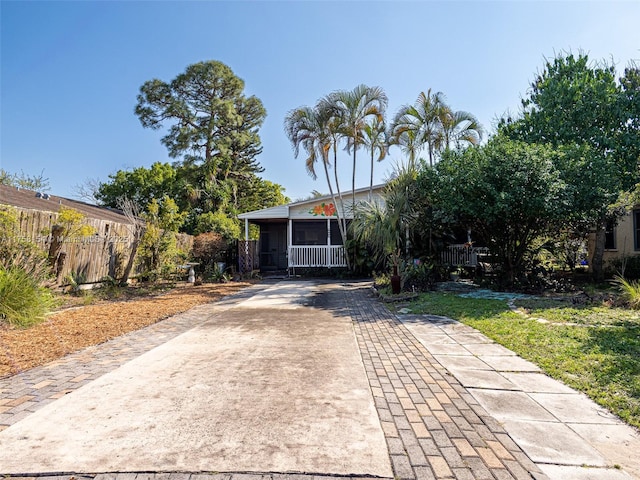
[1,1,639,203]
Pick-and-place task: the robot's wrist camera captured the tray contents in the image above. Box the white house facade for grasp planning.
[238,185,385,272]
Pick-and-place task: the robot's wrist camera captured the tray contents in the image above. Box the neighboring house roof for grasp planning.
[238,183,386,221]
[0,184,133,224]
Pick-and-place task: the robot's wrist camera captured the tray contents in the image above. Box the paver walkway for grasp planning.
[1,280,638,479]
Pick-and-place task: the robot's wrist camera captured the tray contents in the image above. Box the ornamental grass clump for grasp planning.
[612,275,640,310]
[0,266,56,328]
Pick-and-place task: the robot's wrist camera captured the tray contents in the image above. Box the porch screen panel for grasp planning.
[293,221,328,245]
[330,220,346,245]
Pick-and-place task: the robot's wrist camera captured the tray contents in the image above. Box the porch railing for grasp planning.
[288,245,347,268]
[441,244,490,267]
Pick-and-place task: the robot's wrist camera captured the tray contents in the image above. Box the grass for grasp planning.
[0,267,58,328]
[402,292,640,430]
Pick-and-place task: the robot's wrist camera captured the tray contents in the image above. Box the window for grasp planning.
[330,220,345,245]
[605,219,616,250]
[293,221,327,245]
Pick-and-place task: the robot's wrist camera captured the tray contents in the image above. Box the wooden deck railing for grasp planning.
[288,245,347,268]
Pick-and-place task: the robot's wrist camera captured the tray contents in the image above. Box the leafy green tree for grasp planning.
[96,162,181,210]
[235,178,290,215]
[137,196,187,280]
[434,135,568,283]
[500,53,640,280]
[193,211,241,239]
[135,61,265,171]
[134,60,269,221]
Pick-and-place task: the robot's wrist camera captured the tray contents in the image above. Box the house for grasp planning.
[238,185,385,273]
[588,207,640,270]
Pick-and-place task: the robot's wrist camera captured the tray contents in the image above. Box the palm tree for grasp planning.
[439,108,483,151]
[324,84,388,209]
[362,117,388,200]
[389,89,446,167]
[350,160,419,268]
[284,105,350,269]
[316,99,347,236]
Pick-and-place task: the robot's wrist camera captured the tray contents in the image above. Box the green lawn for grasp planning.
[401,292,640,430]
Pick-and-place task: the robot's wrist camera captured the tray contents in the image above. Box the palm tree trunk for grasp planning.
[369,149,374,201]
[332,143,348,249]
[323,157,350,271]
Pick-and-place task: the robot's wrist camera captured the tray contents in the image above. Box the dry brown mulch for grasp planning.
[0,282,255,378]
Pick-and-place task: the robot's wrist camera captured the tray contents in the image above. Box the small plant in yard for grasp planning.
[372,271,391,295]
[0,266,57,328]
[64,270,87,293]
[612,275,640,309]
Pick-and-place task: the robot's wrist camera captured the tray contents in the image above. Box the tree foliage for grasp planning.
[137,196,187,279]
[135,61,265,173]
[0,169,50,192]
[500,53,640,280]
[96,60,288,238]
[389,90,483,167]
[428,135,568,282]
[96,162,181,211]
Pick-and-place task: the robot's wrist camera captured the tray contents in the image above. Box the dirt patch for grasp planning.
[0,282,256,378]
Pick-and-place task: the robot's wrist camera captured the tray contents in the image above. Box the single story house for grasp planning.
[238,185,385,273]
[589,207,640,269]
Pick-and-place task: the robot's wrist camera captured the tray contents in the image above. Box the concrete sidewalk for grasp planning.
[397,313,640,480]
[0,280,638,479]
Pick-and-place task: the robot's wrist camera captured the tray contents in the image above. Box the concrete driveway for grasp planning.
[2,280,639,480]
[0,281,391,476]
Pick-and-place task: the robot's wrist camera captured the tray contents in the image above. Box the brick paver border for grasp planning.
[340,282,548,480]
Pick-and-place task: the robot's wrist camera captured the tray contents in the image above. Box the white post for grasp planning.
[288,219,293,268]
[244,218,249,241]
[328,218,332,267]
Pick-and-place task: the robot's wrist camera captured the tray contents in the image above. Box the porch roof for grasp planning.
[238,183,386,221]
[238,204,289,220]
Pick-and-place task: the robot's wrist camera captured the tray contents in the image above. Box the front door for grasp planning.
[259,223,288,270]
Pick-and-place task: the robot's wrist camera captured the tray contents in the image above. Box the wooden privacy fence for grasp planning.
[11,207,193,284]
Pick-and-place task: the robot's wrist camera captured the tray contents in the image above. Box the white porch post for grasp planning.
[244,218,249,241]
[327,217,331,267]
[288,219,293,269]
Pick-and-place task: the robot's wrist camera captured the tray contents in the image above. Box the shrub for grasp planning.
[609,255,640,280]
[0,205,51,285]
[192,232,230,281]
[193,211,241,240]
[192,232,229,263]
[402,261,437,292]
[0,266,56,327]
